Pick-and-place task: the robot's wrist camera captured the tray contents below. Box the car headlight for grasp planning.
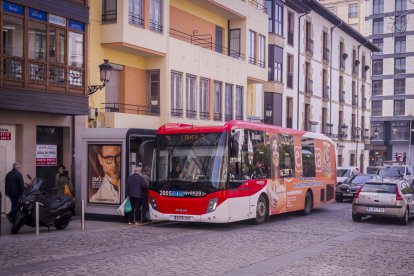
[150,197,158,211]
[206,198,218,213]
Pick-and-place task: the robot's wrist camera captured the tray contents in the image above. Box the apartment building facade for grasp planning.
[264,0,377,171]
[365,0,414,166]
[319,0,366,34]
[88,0,268,130]
[0,0,89,213]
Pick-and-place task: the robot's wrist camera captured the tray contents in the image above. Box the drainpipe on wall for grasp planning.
[329,21,342,130]
[355,40,369,169]
[296,9,311,130]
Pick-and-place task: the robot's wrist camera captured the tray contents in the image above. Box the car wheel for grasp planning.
[335,195,343,203]
[352,214,362,222]
[254,194,268,224]
[400,208,409,225]
[302,191,313,216]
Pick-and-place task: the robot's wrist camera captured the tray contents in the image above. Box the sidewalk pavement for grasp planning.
[0,214,149,243]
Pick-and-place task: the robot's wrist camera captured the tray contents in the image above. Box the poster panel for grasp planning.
[88,144,121,205]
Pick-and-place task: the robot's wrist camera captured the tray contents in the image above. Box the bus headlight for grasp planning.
[150,197,158,211]
[206,198,218,213]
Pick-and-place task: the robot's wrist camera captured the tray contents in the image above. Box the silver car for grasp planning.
[352,179,414,225]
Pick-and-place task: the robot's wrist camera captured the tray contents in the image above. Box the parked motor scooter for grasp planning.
[11,175,75,234]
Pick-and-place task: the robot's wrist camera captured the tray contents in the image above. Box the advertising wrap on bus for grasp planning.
[149,121,336,224]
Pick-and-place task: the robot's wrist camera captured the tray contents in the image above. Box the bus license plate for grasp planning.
[366,207,385,212]
[173,216,192,221]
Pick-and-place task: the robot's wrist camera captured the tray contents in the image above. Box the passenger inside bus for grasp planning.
[169,163,182,179]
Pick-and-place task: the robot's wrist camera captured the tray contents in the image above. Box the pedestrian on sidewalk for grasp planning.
[5,162,24,222]
[125,166,145,225]
[142,166,151,222]
[55,165,74,196]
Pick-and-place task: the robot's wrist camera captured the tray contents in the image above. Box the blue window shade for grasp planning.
[29,8,47,22]
[68,19,85,32]
[3,1,24,15]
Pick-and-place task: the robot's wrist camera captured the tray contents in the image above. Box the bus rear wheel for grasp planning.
[254,195,268,224]
[302,191,313,216]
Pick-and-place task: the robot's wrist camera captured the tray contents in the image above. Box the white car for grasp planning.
[336,167,358,186]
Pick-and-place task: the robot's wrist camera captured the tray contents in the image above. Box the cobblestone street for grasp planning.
[1,202,413,276]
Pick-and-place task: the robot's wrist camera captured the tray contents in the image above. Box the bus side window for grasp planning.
[229,129,247,188]
[301,138,316,177]
[279,134,295,178]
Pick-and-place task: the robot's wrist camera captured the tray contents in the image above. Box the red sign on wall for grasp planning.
[0,132,11,140]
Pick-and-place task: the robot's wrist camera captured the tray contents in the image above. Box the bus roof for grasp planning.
[157,121,333,144]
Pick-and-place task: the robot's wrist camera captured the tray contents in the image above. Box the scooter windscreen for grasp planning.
[23,177,44,196]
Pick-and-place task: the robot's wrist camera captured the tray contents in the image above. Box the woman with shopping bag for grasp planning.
[125,166,145,225]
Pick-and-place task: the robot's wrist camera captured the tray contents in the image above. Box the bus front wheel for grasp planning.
[254,194,268,224]
[302,191,313,216]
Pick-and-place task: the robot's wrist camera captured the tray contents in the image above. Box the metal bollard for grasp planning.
[35,202,43,237]
[81,200,85,231]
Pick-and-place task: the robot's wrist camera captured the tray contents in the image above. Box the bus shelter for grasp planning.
[81,128,155,217]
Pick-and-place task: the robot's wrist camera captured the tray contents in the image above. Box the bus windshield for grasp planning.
[154,132,228,191]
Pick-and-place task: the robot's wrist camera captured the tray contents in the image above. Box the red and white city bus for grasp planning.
[149,121,336,224]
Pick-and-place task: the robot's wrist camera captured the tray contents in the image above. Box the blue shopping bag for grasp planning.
[124,197,132,214]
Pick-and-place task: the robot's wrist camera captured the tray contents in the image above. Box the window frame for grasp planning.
[348,4,358,18]
[171,71,183,117]
[186,74,197,119]
[1,3,86,93]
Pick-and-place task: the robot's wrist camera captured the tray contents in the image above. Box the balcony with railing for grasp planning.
[103,102,160,116]
[287,31,294,45]
[362,98,367,109]
[323,48,330,63]
[248,0,267,13]
[339,90,345,104]
[323,85,330,101]
[200,111,210,120]
[287,73,293,88]
[340,57,345,70]
[171,108,184,118]
[186,109,197,119]
[306,39,314,55]
[352,94,358,107]
[305,79,313,96]
[2,57,85,94]
[101,0,167,57]
[170,28,245,61]
[214,112,223,121]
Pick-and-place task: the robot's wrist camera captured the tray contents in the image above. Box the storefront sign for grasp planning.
[68,19,85,32]
[49,14,67,27]
[36,145,57,166]
[0,125,11,140]
[29,8,47,22]
[3,1,24,15]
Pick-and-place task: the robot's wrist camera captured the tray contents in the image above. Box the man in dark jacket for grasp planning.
[5,162,24,221]
[126,166,145,225]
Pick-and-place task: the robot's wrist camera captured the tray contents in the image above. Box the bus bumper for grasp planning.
[149,200,230,223]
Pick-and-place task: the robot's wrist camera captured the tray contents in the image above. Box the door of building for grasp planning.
[36,126,64,193]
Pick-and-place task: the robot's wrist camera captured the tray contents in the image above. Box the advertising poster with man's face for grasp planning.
[88,144,121,205]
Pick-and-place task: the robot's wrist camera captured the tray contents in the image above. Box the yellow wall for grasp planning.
[246,84,256,116]
[88,0,148,116]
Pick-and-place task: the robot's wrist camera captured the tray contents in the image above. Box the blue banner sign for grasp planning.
[3,1,24,15]
[68,19,85,32]
[29,8,47,22]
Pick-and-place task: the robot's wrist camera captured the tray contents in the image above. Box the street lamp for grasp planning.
[88,59,113,96]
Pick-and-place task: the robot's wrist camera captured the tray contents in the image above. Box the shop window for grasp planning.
[301,138,315,177]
